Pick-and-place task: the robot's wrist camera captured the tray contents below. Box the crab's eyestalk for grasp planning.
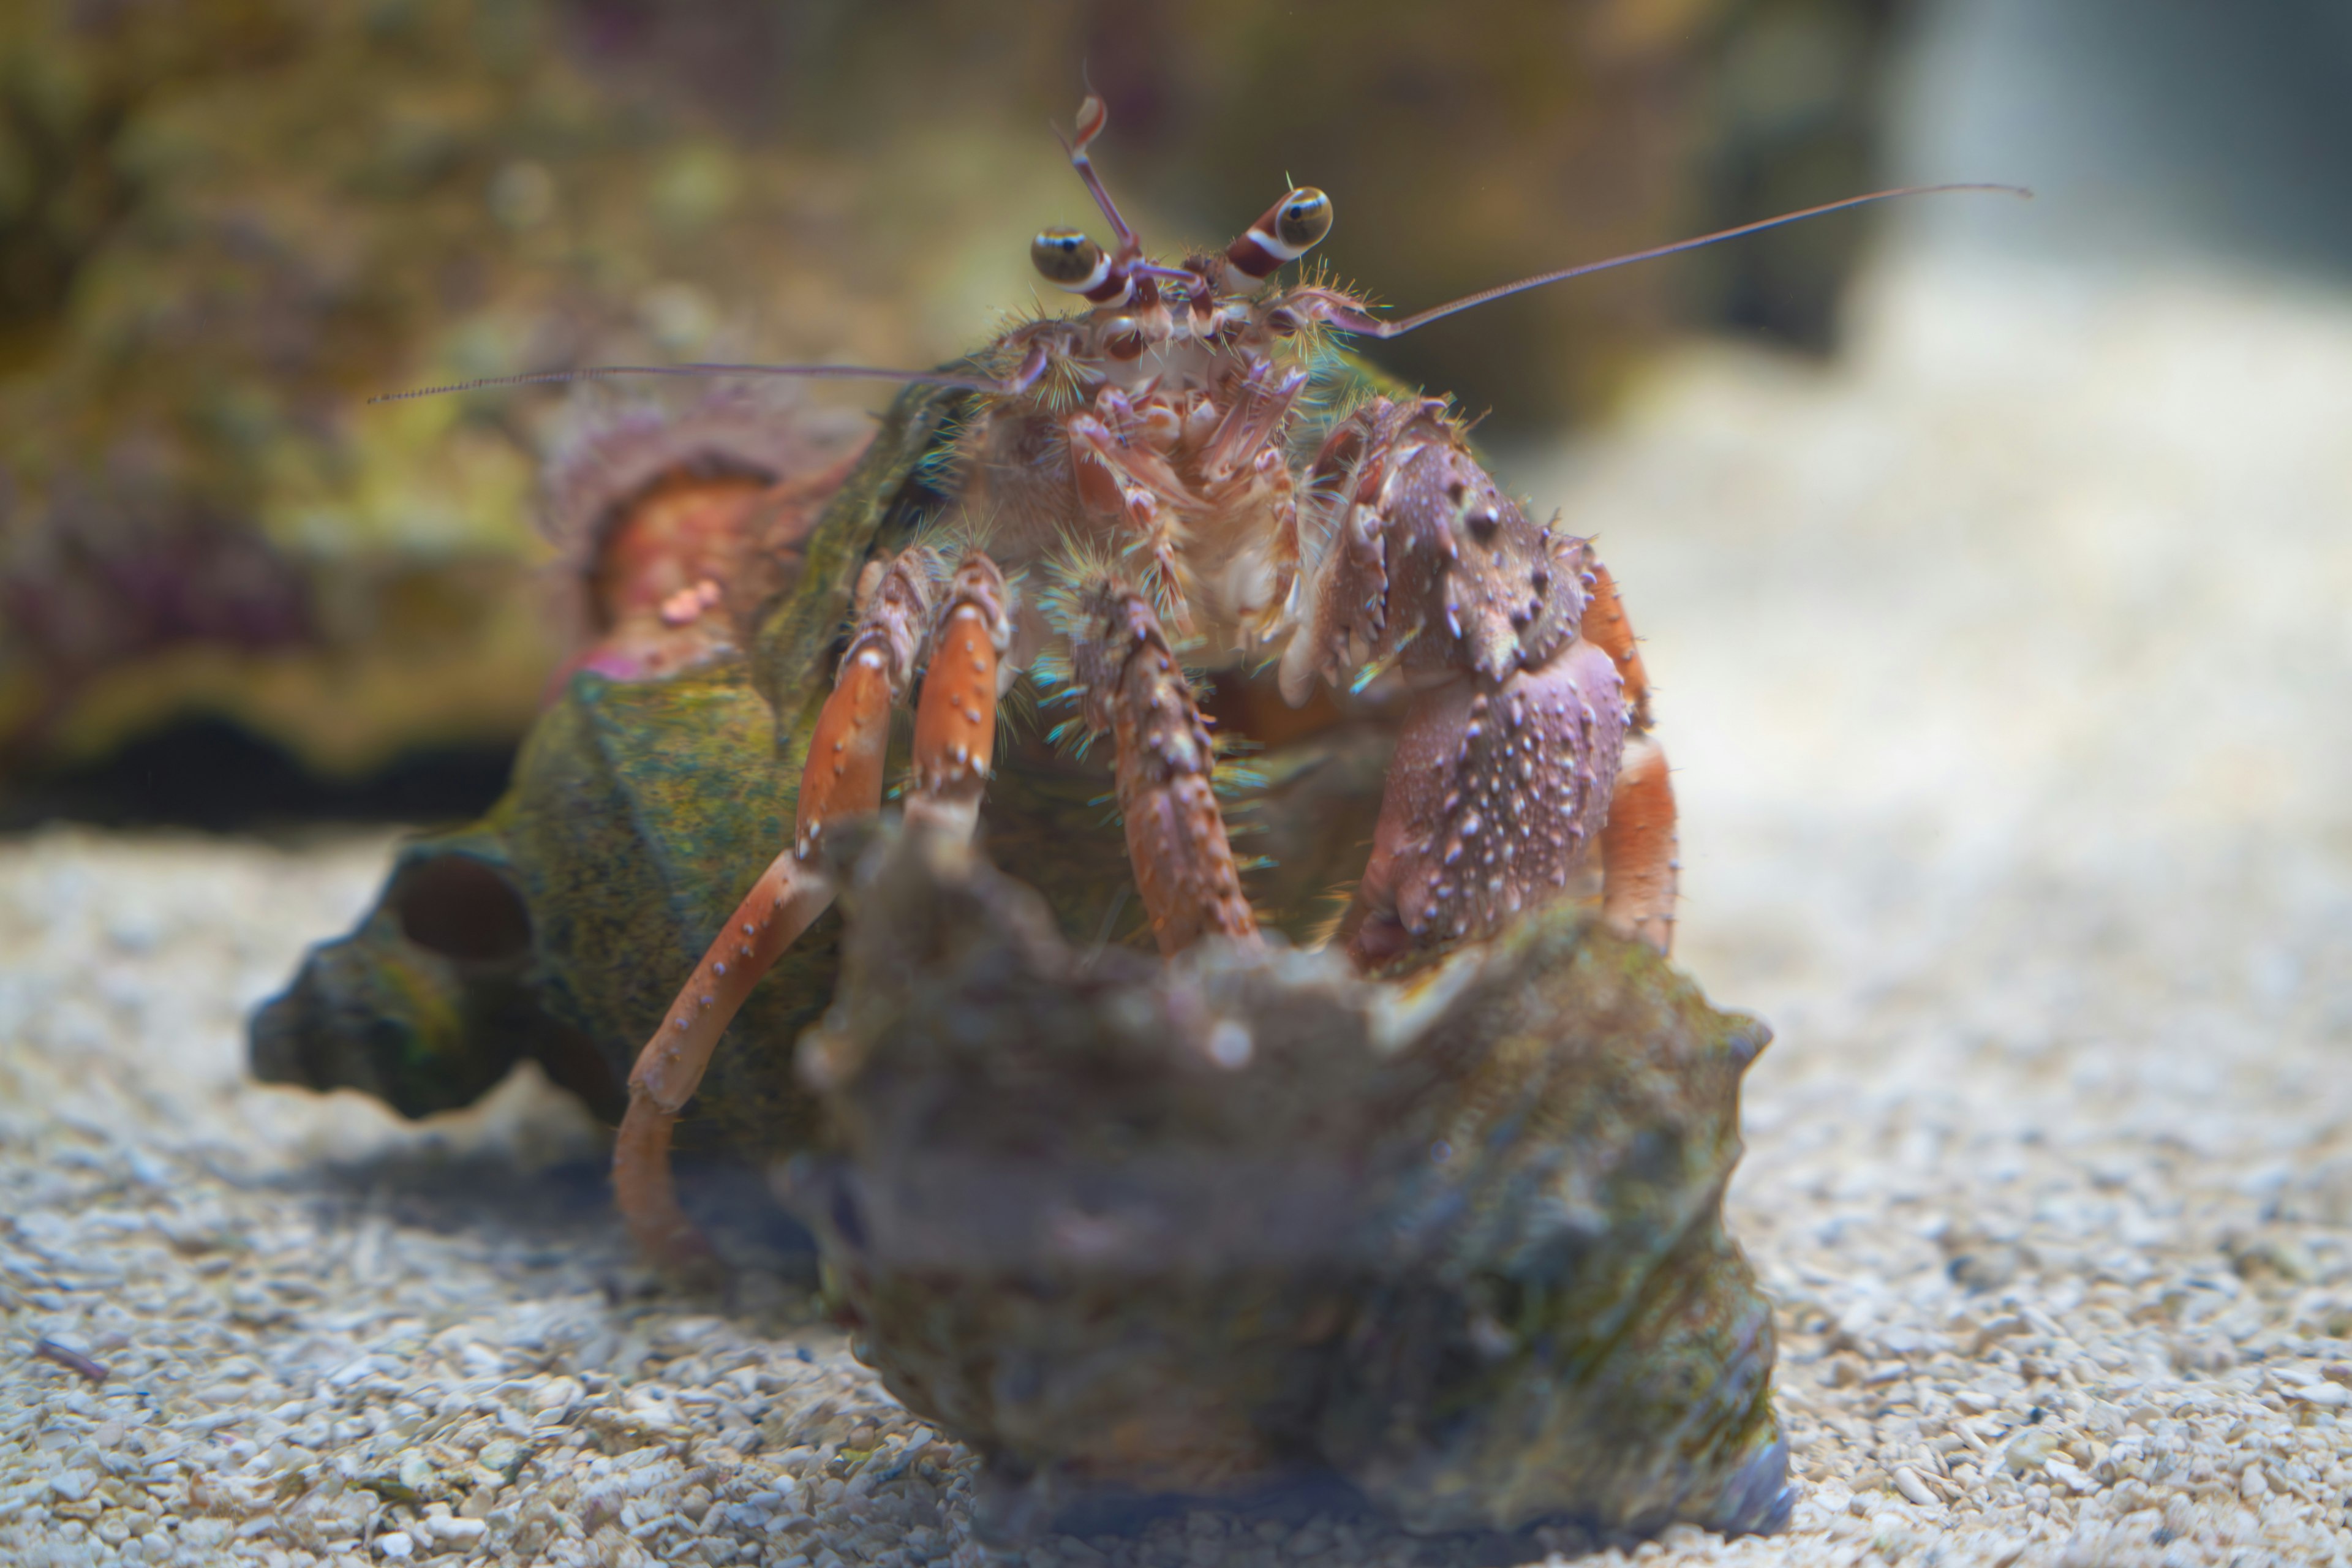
[1227,187,1333,280]
[1031,224,1135,307]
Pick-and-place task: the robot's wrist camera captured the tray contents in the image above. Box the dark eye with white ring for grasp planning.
[1273,188,1333,252]
[1031,228,1109,291]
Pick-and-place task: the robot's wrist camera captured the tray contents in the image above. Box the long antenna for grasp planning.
[370,184,2030,405]
[367,361,1011,405]
[1325,183,2034,341]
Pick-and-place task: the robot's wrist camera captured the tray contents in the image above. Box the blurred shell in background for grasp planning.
[0,0,1896,820]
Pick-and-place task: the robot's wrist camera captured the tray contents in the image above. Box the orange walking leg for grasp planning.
[1583,562,1676,955]
[1600,735,1678,956]
[1063,571,1258,957]
[614,546,941,1266]
[1581,560,1654,731]
[904,553,1012,841]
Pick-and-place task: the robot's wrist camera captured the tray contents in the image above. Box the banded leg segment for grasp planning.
[1583,562,1678,954]
[1065,575,1259,957]
[1581,561,1654,731]
[615,546,945,1266]
[1069,413,1196,635]
[907,554,1014,839]
[1599,735,1676,955]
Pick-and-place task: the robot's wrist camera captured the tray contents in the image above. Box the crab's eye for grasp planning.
[1031,227,1110,292]
[1273,187,1333,253]
[1226,186,1335,279]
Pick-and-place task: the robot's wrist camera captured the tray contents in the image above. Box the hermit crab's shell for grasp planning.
[533,388,869,654]
[247,376,970,1139]
[783,819,1791,1542]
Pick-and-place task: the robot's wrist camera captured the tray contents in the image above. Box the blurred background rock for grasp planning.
[4,0,2348,829]
[0,0,1904,826]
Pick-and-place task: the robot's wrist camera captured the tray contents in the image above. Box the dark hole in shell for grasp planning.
[391,854,532,963]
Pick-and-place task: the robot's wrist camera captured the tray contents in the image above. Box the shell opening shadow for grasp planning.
[391,855,533,964]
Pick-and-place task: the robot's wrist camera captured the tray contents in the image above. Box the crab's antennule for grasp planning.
[1055,91,1140,260]
[367,362,1009,405]
[1033,91,1146,308]
[1334,183,2033,341]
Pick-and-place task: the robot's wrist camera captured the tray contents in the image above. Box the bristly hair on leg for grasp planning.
[1026,636,1093,761]
[1274,258,1359,359]
[1302,878,1362,952]
[1112,510,1197,633]
[940,516,1042,752]
[995,663,1045,747]
[980,318,1087,416]
[1035,532,1131,636]
[902,508,1028,756]
[851,523,955,612]
[1203,709,1269,857]
[1209,747,1268,805]
[1289,341,1381,418]
[1282,333,1408,507]
[1039,350,1093,418]
[1031,533,1129,761]
[909,502,1007,571]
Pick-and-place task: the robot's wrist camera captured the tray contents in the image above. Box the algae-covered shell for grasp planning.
[783,818,1790,1542]
[249,374,968,1144]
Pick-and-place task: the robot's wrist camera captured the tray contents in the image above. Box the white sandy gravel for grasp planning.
[4,254,2350,1567]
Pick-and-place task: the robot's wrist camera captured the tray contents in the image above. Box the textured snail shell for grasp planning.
[783,818,1790,1543]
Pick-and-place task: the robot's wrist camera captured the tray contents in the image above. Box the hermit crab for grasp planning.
[254,93,2018,1542]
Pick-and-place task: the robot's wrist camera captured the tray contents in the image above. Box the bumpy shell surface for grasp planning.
[784,819,1790,1541]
